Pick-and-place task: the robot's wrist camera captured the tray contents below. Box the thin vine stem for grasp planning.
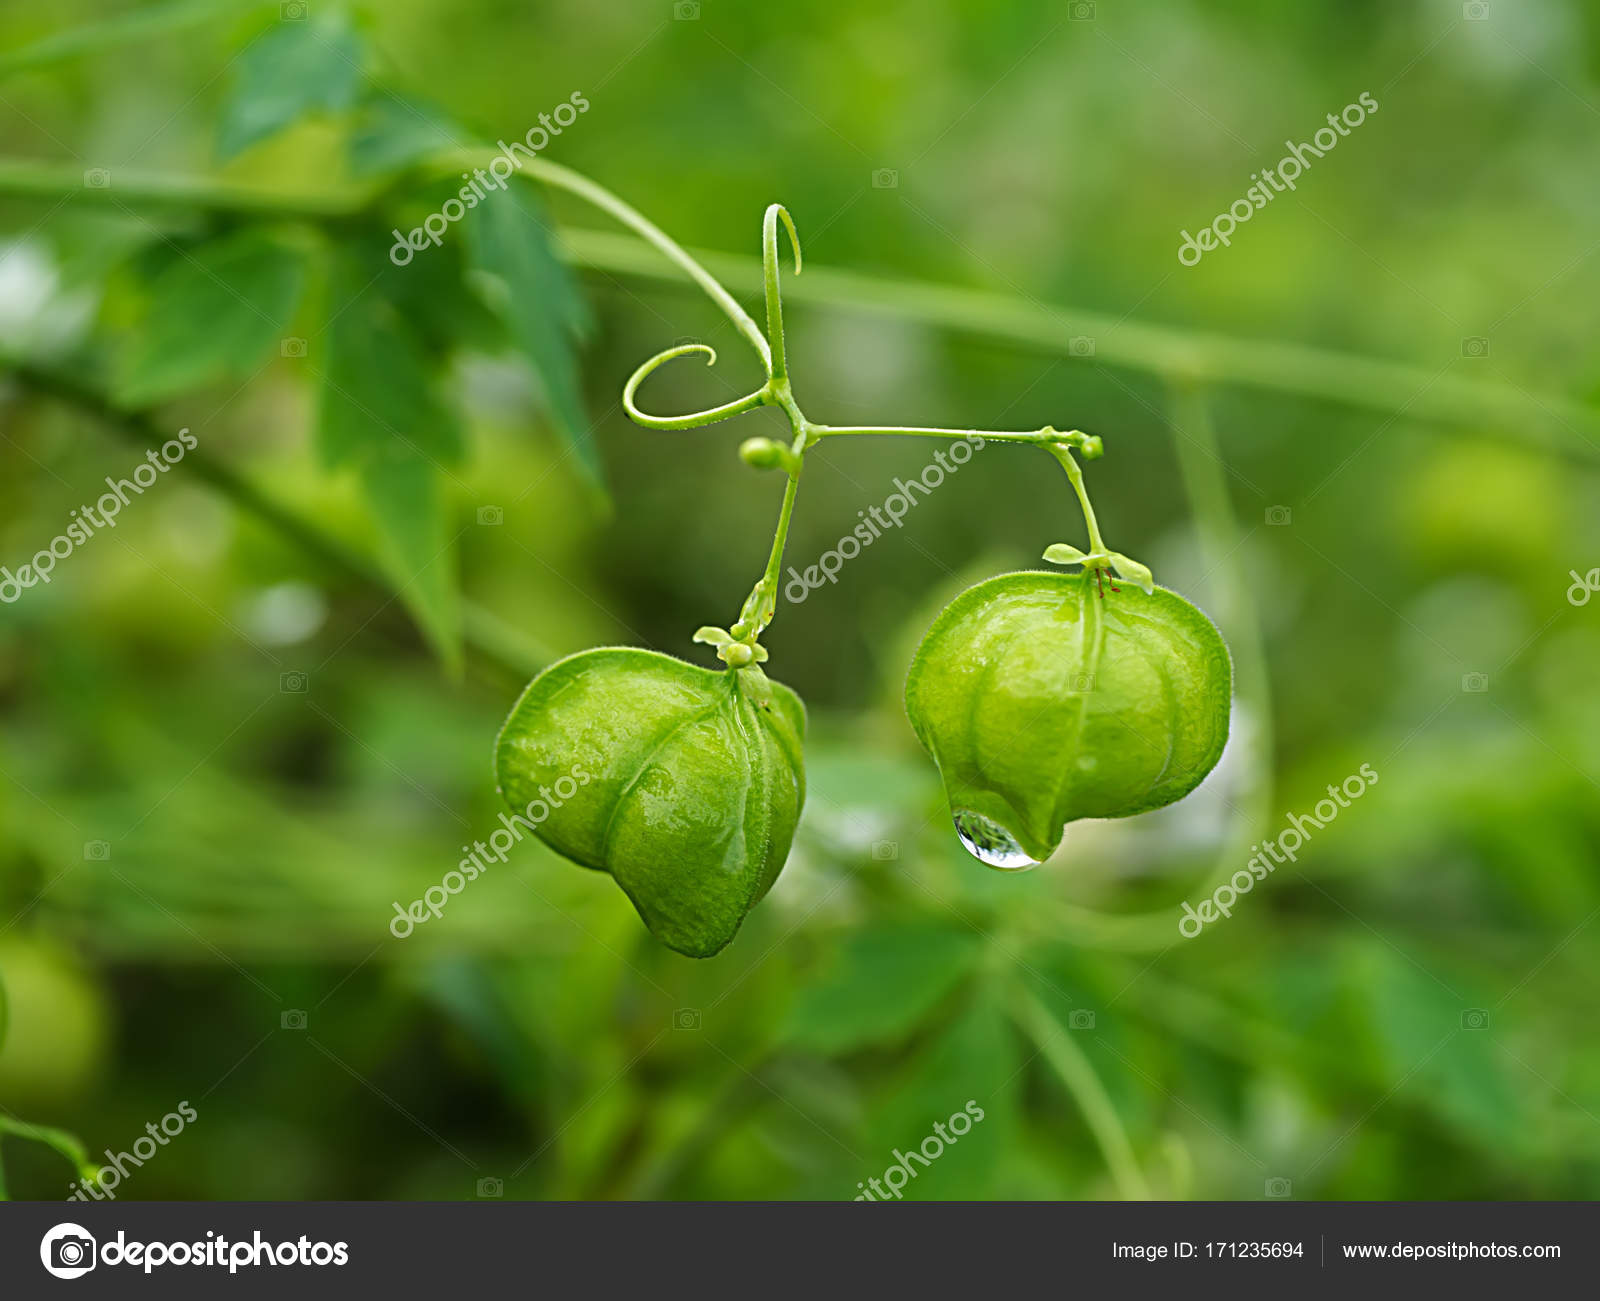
[0,355,552,682]
[809,424,1057,443]
[1046,383,1273,951]
[1047,442,1110,557]
[1008,983,1152,1200]
[0,1115,98,1199]
[514,157,773,370]
[0,157,1589,450]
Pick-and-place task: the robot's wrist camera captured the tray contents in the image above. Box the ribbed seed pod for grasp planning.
[905,571,1231,868]
[496,648,805,957]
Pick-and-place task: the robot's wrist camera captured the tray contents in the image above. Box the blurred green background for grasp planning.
[2,0,1599,1201]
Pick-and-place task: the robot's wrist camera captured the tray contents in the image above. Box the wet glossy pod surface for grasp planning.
[495,648,806,957]
[905,571,1231,866]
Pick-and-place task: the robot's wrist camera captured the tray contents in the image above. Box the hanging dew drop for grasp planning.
[952,810,1041,871]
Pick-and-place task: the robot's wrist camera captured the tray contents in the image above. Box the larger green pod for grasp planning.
[495,648,805,957]
[905,571,1231,867]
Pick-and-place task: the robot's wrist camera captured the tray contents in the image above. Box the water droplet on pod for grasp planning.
[952,810,1041,871]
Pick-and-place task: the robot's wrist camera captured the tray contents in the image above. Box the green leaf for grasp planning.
[361,220,504,356]
[348,89,462,177]
[1108,550,1155,595]
[1349,942,1524,1154]
[317,251,463,470]
[318,249,464,668]
[217,10,366,159]
[783,923,980,1054]
[1042,542,1089,565]
[360,453,461,673]
[465,184,597,484]
[0,0,242,78]
[113,229,305,405]
[865,991,1019,1199]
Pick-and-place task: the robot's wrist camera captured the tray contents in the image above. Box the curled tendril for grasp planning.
[762,204,802,381]
[764,203,802,276]
[621,343,770,430]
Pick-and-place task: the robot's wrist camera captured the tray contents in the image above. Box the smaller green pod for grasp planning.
[495,648,805,957]
[905,571,1231,868]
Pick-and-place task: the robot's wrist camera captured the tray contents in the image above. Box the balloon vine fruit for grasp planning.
[496,649,804,957]
[495,202,1233,951]
[907,438,1231,869]
[905,572,1231,869]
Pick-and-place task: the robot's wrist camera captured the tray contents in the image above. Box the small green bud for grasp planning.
[739,437,785,469]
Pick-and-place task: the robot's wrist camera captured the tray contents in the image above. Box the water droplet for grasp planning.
[953,810,1041,871]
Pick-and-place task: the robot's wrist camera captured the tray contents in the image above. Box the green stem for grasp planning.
[1,356,551,682]
[515,158,772,370]
[1008,984,1151,1200]
[809,423,1057,443]
[1047,442,1109,557]
[0,156,370,220]
[0,1115,98,1199]
[557,230,1600,458]
[731,466,801,640]
[761,204,801,383]
[0,157,1589,451]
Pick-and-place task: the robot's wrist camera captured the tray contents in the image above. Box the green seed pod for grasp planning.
[495,648,806,957]
[905,571,1231,869]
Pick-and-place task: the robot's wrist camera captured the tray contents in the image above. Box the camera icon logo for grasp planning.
[1068,1,1096,18]
[281,1,309,19]
[673,1008,702,1030]
[1463,1,1489,19]
[83,168,111,189]
[476,1176,504,1197]
[1070,673,1095,692]
[1461,672,1489,693]
[1265,1177,1292,1198]
[1460,1008,1490,1030]
[674,1,700,19]
[1461,336,1490,358]
[280,337,307,358]
[870,840,900,861]
[477,505,504,526]
[871,168,899,189]
[41,1223,97,1279]
[280,671,309,693]
[83,840,111,861]
[1068,336,1096,358]
[281,1009,308,1030]
[1068,1009,1096,1030]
